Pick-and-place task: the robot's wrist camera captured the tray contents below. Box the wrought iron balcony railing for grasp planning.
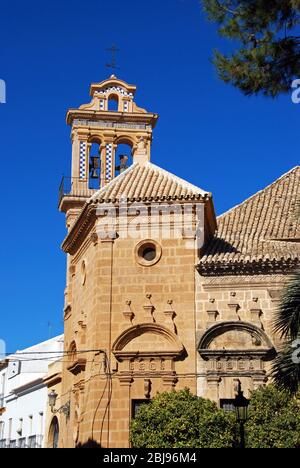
[0,435,43,449]
[58,176,99,207]
[0,439,7,448]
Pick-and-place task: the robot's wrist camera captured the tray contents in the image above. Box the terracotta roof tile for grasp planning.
[91,162,210,202]
[200,166,300,272]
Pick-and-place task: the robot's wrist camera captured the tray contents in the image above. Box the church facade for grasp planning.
[48,75,299,448]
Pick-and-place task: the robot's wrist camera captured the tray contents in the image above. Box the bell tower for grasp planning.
[59,75,158,228]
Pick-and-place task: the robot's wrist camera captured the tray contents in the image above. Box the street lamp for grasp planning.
[234,385,249,449]
[48,389,70,419]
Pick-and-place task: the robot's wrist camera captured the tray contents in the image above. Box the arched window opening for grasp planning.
[89,142,101,189]
[115,143,133,176]
[68,341,77,363]
[108,94,119,112]
[48,416,59,449]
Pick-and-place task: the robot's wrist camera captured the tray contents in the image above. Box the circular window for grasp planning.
[141,246,156,262]
[135,240,162,267]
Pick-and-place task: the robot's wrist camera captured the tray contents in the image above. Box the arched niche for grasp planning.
[67,340,86,376]
[198,321,276,401]
[48,416,59,449]
[112,323,185,376]
[68,340,77,361]
[198,321,275,359]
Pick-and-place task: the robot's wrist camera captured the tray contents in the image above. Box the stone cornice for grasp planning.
[62,195,212,255]
[62,203,97,254]
[67,109,158,127]
[201,274,289,290]
[114,350,184,361]
[199,348,275,360]
[198,258,300,276]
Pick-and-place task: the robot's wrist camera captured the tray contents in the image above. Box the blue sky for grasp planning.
[0,0,298,352]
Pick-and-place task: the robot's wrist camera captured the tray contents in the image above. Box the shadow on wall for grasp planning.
[76,439,101,449]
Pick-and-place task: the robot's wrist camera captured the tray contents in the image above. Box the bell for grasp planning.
[90,169,98,179]
[119,154,129,173]
[90,156,100,169]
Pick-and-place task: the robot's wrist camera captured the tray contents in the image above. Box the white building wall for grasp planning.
[0,335,63,448]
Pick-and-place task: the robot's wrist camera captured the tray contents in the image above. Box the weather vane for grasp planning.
[106,44,120,71]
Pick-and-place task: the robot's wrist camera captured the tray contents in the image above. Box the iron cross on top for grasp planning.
[106,44,120,70]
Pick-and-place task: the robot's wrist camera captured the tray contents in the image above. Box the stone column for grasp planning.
[206,376,221,403]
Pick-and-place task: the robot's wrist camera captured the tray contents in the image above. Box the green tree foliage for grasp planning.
[245,385,300,448]
[202,1,300,96]
[272,269,300,394]
[130,389,237,448]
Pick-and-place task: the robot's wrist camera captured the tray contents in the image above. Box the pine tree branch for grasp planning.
[215,0,239,17]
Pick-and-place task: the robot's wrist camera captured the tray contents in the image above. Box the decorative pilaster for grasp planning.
[162,375,177,390]
[250,309,263,327]
[99,231,118,243]
[206,376,221,403]
[206,310,218,328]
[227,303,240,320]
[123,300,135,325]
[105,143,113,183]
[79,141,87,180]
[163,300,176,332]
[143,294,155,322]
[119,376,134,387]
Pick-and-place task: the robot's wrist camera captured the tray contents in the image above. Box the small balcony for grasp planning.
[0,435,43,448]
[0,439,7,448]
[58,177,99,209]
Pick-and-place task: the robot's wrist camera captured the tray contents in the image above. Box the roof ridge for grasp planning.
[218,166,300,220]
[90,160,210,202]
[145,161,210,196]
[90,163,138,201]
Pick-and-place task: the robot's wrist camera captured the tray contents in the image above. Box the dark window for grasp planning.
[18,438,26,448]
[49,417,59,449]
[28,435,37,448]
[142,247,156,261]
[138,243,157,263]
[132,399,151,419]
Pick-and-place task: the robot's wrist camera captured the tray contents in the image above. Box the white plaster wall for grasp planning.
[0,335,63,448]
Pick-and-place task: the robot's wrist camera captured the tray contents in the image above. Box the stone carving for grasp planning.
[144,379,151,398]
[123,300,135,324]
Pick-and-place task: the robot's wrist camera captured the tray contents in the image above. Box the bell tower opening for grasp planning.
[115,142,133,176]
[108,94,119,111]
[59,75,158,220]
[88,141,101,189]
